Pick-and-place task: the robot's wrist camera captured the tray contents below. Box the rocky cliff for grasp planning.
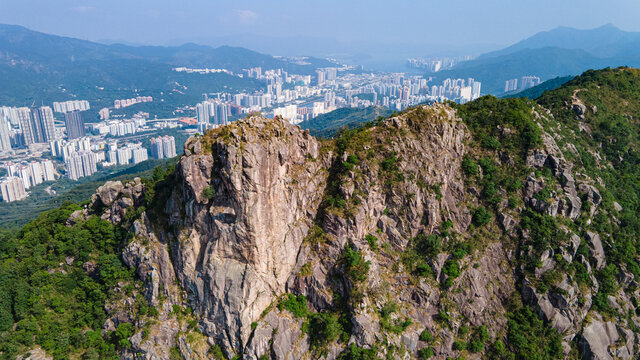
[18,67,640,360]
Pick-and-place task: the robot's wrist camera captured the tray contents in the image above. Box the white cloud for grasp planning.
[233,9,259,24]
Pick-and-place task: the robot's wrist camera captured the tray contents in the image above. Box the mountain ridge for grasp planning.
[437,24,640,94]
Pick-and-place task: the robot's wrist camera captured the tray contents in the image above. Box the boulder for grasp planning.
[586,231,606,270]
[93,181,124,207]
[578,318,618,360]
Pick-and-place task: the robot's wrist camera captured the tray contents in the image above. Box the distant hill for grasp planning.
[482,24,640,59]
[0,24,331,108]
[435,24,640,94]
[298,106,391,138]
[502,76,574,99]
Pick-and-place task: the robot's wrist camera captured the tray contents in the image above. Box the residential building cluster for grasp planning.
[0,176,28,202]
[99,107,110,120]
[106,141,149,166]
[0,118,11,153]
[64,110,87,139]
[114,96,153,109]
[150,135,177,159]
[18,106,56,145]
[65,151,98,180]
[196,98,231,131]
[53,100,90,113]
[0,104,90,152]
[0,159,57,201]
[431,78,482,104]
[189,64,484,125]
[173,67,234,75]
[91,115,147,137]
[50,137,92,161]
[504,76,542,92]
[406,56,472,72]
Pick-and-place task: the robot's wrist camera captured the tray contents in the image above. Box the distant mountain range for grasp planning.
[0,24,332,108]
[3,23,640,107]
[436,24,640,94]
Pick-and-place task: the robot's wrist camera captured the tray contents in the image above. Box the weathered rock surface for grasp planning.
[91,103,638,359]
[166,116,331,355]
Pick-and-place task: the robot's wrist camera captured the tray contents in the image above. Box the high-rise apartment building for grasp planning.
[131,146,148,164]
[504,79,518,93]
[519,76,541,91]
[41,160,56,181]
[21,107,56,145]
[53,100,90,113]
[150,137,164,159]
[162,136,177,158]
[65,151,98,180]
[316,69,326,86]
[0,118,11,152]
[0,177,28,202]
[29,161,44,186]
[64,110,86,139]
[151,135,177,159]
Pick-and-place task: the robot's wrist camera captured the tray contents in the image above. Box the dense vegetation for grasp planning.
[538,67,640,310]
[0,203,130,359]
[298,106,391,138]
[0,162,178,359]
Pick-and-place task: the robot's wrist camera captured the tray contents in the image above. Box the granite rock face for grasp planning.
[90,104,639,359]
[166,116,331,355]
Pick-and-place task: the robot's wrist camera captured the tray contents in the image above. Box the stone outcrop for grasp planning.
[91,103,638,359]
[166,115,331,355]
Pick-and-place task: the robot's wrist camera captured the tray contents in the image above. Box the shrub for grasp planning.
[338,344,378,360]
[278,294,308,319]
[414,233,442,260]
[469,339,484,352]
[418,347,434,359]
[308,312,342,349]
[342,245,370,283]
[472,207,492,227]
[201,186,216,200]
[365,234,378,250]
[304,225,328,245]
[419,329,433,342]
[442,260,461,278]
[481,136,501,150]
[299,262,312,277]
[115,323,134,348]
[462,156,478,176]
[452,341,467,351]
[507,306,562,359]
[379,302,412,334]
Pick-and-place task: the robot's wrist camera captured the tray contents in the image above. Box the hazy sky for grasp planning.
[1,0,639,52]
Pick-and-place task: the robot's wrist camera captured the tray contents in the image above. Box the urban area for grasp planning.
[0,60,542,203]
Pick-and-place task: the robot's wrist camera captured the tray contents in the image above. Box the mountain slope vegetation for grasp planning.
[298,106,392,138]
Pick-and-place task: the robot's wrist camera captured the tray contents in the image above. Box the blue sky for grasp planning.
[0,0,638,55]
